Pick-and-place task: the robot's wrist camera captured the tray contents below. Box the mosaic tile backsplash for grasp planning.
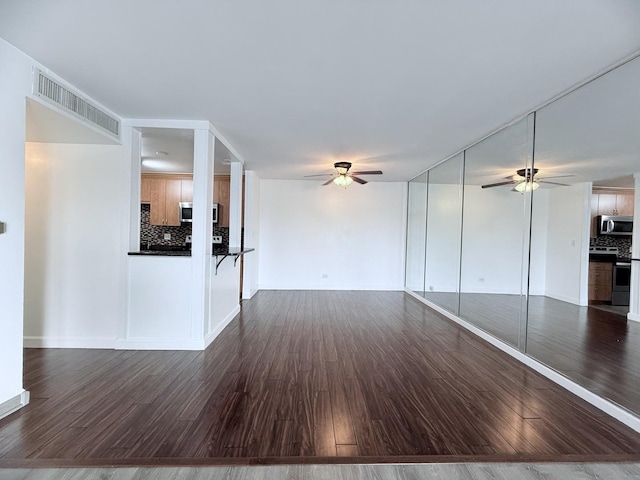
[140,204,229,247]
[591,234,633,258]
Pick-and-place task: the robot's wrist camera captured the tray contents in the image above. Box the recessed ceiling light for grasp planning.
[142,159,171,170]
[155,151,169,156]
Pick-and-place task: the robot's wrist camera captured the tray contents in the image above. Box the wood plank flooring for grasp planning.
[421,291,640,414]
[2,291,640,466]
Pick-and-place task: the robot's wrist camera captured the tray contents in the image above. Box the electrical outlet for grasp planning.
[212,236,223,244]
[478,277,485,283]
[164,233,171,240]
[321,273,328,279]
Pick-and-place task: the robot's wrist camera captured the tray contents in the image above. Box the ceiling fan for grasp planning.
[305,162,383,186]
[481,168,572,192]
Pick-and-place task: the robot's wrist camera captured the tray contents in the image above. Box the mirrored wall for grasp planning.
[406,54,640,416]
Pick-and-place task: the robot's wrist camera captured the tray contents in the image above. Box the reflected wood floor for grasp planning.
[423,291,640,414]
[2,291,640,467]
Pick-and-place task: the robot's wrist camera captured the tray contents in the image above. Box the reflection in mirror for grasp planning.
[527,56,640,414]
[405,172,428,296]
[459,117,534,348]
[424,153,463,314]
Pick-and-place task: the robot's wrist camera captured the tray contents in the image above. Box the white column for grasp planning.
[628,173,640,323]
[242,170,260,299]
[126,127,142,252]
[191,129,215,340]
[229,162,244,249]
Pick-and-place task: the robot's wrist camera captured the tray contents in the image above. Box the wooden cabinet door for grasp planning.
[616,193,634,216]
[148,178,167,226]
[165,179,182,226]
[213,175,231,227]
[181,179,193,202]
[141,177,152,203]
[597,194,616,216]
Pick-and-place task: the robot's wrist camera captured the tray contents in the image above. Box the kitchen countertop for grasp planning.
[128,246,255,257]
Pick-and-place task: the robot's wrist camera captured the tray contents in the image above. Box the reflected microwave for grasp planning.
[179,202,219,224]
[597,215,633,236]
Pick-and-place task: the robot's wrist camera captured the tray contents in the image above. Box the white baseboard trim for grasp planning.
[405,288,640,433]
[205,305,241,348]
[114,337,204,351]
[0,390,30,420]
[258,284,404,291]
[24,336,116,349]
[628,312,640,323]
[544,291,582,306]
[242,288,259,300]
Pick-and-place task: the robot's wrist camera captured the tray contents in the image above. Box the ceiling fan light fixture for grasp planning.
[515,180,539,193]
[333,174,353,187]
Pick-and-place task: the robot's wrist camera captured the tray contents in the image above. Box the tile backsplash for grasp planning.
[591,234,632,258]
[140,204,229,247]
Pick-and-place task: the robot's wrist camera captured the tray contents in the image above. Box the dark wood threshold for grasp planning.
[3,454,640,468]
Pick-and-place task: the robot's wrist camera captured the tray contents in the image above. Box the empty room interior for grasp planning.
[3,1,640,477]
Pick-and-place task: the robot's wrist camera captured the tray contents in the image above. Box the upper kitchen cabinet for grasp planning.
[593,188,634,217]
[142,174,193,226]
[214,175,231,227]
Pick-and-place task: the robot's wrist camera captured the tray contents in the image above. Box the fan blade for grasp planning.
[481,180,517,189]
[539,180,570,186]
[536,175,574,180]
[351,176,367,185]
[350,170,383,175]
[304,173,334,177]
[321,178,334,186]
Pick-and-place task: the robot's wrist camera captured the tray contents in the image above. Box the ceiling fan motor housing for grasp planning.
[516,167,538,180]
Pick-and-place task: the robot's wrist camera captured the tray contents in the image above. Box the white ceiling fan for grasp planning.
[305,162,383,187]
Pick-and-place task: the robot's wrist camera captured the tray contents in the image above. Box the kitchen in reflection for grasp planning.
[406,55,640,417]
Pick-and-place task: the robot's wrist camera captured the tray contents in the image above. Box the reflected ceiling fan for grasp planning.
[305,162,383,187]
[481,168,572,192]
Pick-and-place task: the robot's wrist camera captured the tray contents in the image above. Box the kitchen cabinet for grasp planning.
[592,189,634,216]
[214,175,230,227]
[590,189,634,236]
[588,261,613,303]
[142,174,193,226]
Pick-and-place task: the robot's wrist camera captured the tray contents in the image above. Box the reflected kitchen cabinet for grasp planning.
[593,189,634,216]
[588,261,613,302]
[214,175,230,227]
[142,174,193,226]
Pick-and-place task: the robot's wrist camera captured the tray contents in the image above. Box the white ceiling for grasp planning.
[3,1,640,181]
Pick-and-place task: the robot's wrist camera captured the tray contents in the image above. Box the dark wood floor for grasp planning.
[422,291,640,414]
[2,291,640,466]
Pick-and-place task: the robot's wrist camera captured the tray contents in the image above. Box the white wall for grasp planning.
[209,255,241,344]
[0,39,34,413]
[530,188,550,295]
[24,143,128,347]
[460,186,535,294]
[544,182,591,305]
[405,179,427,292]
[259,180,406,290]
[242,170,260,299]
[125,256,195,349]
[424,184,461,293]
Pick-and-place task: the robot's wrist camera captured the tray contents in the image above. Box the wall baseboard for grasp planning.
[205,305,240,348]
[628,312,640,323]
[114,337,204,351]
[24,336,116,349]
[258,284,404,291]
[544,291,582,306]
[405,288,640,433]
[242,288,259,300]
[0,390,30,421]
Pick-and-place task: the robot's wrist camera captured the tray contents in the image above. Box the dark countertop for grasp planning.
[129,246,255,257]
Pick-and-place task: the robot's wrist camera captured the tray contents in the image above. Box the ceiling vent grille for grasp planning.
[33,68,120,139]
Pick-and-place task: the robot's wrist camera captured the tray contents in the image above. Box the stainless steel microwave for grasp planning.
[597,215,633,236]
[179,202,219,224]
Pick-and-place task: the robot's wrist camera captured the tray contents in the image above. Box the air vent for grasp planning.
[33,68,120,139]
